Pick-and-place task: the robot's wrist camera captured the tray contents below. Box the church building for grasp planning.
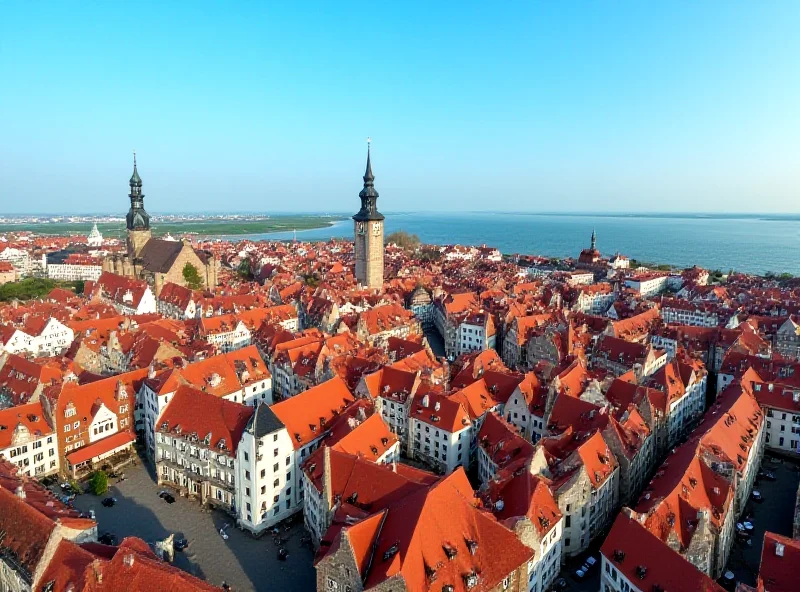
[352,141,385,288]
[103,154,218,295]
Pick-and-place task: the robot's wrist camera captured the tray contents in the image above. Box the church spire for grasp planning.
[353,138,384,222]
[591,228,596,251]
[126,152,150,231]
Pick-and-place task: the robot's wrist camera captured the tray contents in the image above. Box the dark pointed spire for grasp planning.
[591,228,596,251]
[130,150,142,187]
[353,138,384,222]
[363,138,374,185]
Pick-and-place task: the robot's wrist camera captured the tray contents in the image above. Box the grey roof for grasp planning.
[137,239,185,273]
[353,145,384,222]
[251,403,284,438]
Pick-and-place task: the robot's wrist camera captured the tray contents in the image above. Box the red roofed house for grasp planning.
[475,412,533,485]
[408,390,473,474]
[745,531,800,592]
[0,458,98,592]
[43,369,147,477]
[0,401,59,477]
[531,429,620,557]
[315,468,534,592]
[355,303,421,349]
[156,385,253,511]
[302,447,437,546]
[234,376,355,534]
[601,509,723,592]
[483,469,564,592]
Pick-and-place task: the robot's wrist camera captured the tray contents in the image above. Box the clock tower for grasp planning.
[353,140,384,288]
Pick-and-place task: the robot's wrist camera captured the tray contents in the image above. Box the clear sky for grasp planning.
[0,1,798,214]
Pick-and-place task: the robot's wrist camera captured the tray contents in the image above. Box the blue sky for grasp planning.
[0,1,798,214]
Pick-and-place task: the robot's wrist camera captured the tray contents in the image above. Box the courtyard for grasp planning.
[70,458,317,592]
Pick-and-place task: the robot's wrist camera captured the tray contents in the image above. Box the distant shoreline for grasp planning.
[0,216,345,237]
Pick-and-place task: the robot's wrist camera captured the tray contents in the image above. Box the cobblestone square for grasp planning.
[71,458,316,592]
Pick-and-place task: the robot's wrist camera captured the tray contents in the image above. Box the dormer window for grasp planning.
[65,404,76,418]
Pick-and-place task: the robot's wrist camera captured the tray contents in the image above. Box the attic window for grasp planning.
[463,572,479,589]
[635,565,647,580]
[613,549,625,562]
[443,545,457,560]
[383,542,399,561]
[465,539,478,555]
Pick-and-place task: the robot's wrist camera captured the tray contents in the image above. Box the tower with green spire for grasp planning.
[125,151,152,258]
[353,139,385,288]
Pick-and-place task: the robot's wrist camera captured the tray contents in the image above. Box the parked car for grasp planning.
[98,532,117,546]
[553,578,568,591]
[584,556,598,569]
[101,497,117,507]
[175,538,189,551]
[752,490,763,502]
[158,490,170,498]
[575,568,586,579]
[277,548,288,561]
[163,493,176,504]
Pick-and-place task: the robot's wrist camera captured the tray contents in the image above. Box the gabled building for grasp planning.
[0,401,58,477]
[315,468,534,592]
[156,385,252,511]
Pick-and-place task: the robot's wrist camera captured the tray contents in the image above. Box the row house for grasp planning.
[647,357,708,448]
[601,408,655,507]
[408,391,473,474]
[198,314,251,353]
[0,401,59,477]
[748,372,800,454]
[406,284,434,328]
[661,297,722,327]
[776,315,800,360]
[156,281,198,319]
[93,272,157,315]
[42,369,146,476]
[531,430,620,557]
[0,459,98,592]
[315,468,535,592]
[302,447,438,546]
[630,378,765,578]
[502,314,556,369]
[624,273,670,298]
[603,306,661,343]
[571,283,617,315]
[483,469,564,592]
[600,510,724,592]
[457,309,496,355]
[0,353,65,408]
[475,412,534,485]
[433,291,480,359]
[355,302,421,348]
[236,376,355,535]
[356,364,420,444]
[504,373,549,443]
[139,346,271,456]
[155,385,251,511]
[45,254,103,282]
[0,317,74,358]
[592,334,668,379]
[302,296,341,333]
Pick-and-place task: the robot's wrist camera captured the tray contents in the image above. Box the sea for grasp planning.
[216,212,800,276]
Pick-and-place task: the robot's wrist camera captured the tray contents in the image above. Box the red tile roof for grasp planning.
[158,385,253,456]
[271,376,355,449]
[601,510,723,592]
[757,531,799,592]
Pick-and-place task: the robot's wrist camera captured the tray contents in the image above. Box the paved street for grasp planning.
[723,453,800,589]
[71,459,316,592]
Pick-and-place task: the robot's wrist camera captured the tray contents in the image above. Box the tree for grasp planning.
[182,263,204,290]
[88,470,108,496]
[237,259,253,280]
[418,246,442,262]
[386,230,421,251]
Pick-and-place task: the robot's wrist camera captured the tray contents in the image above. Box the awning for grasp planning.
[66,431,136,466]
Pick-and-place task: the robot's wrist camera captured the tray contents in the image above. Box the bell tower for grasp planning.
[126,151,152,258]
[353,139,385,288]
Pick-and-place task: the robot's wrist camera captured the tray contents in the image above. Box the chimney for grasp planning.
[15,485,26,499]
[776,542,785,557]
[123,554,135,567]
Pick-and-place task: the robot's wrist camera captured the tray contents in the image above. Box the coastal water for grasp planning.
[220,212,800,276]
